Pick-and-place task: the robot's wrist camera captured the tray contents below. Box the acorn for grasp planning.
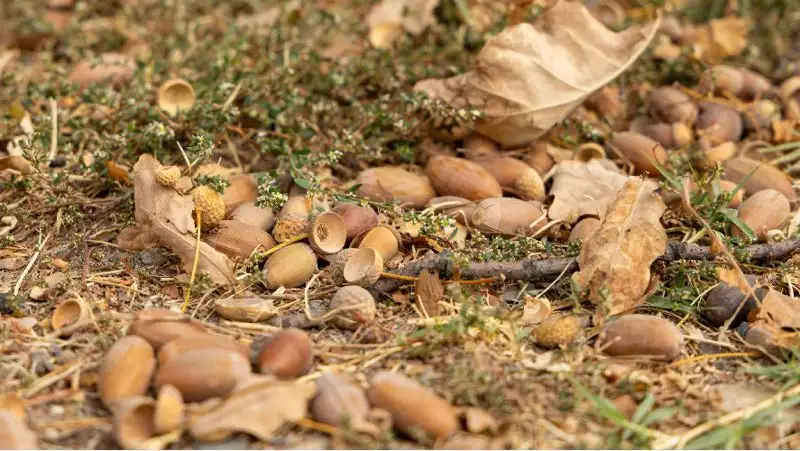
[739,69,773,100]
[649,86,698,125]
[734,189,790,240]
[222,174,258,215]
[426,196,477,227]
[694,141,737,169]
[629,116,693,149]
[309,212,347,255]
[230,202,276,231]
[462,133,499,160]
[214,297,276,322]
[598,314,682,361]
[425,155,503,201]
[156,332,250,365]
[343,247,383,287]
[471,198,544,237]
[522,142,556,175]
[742,100,780,131]
[702,274,765,328]
[154,348,251,402]
[263,243,317,289]
[311,372,370,428]
[780,76,800,120]
[473,156,546,201]
[356,167,436,208]
[722,157,796,201]
[533,314,581,348]
[353,225,400,261]
[367,372,459,438]
[607,132,668,176]
[157,79,196,116]
[192,186,226,229]
[155,166,181,187]
[568,217,601,243]
[97,336,156,409]
[333,203,379,241]
[585,85,624,120]
[257,328,314,379]
[696,102,743,147]
[272,196,311,242]
[128,313,207,350]
[69,53,135,89]
[153,384,184,435]
[700,65,745,97]
[329,285,377,330]
[205,220,277,259]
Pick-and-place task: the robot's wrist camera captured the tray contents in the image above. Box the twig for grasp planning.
[221,82,242,113]
[14,232,52,295]
[47,98,58,163]
[372,239,800,292]
[262,233,309,258]
[181,209,202,313]
[669,351,760,367]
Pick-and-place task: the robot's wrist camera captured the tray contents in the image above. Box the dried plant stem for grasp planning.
[47,98,58,163]
[374,238,800,292]
[182,210,202,313]
[262,233,310,258]
[14,232,52,296]
[669,351,760,367]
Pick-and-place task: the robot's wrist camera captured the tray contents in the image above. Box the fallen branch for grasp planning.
[374,238,800,292]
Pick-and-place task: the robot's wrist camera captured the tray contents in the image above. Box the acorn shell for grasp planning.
[309,212,347,255]
[353,225,400,261]
[157,78,196,116]
[425,155,503,201]
[263,243,318,289]
[327,248,360,285]
[112,397,156,450]
[343,248,384,287]
[51,298,89,332]
[472,198,544,237]
[356,167,436,208]
[205,220,277,259]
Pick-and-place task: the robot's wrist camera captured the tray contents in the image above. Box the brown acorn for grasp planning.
[263,243,318,289]
[128,314,207,350]
[471,198,544,237]
[629,116,692,149]
[696,102,743,147]
[462,133,499,160]
[425,155,503,201]
[473,156,546,201]
[598,314,682,361]
[702,275,764,328]
[356,167,436,208]
[205,220,277,259]
[157,332,250,365]
[257,328,314,379]
[607,132,668,176]
[734,189,790,240]
[230,202,276,231]
[98,336,156,409]
[742,100,780,131]
[272,196,311,242]
[343,247,383,287]
[722,157,796,201]
[222,174,258,216]
[568,217,601,243]
[533,314,581,348]
[154,348,252,402]
[332,203,379,241]
[649,86,698,124]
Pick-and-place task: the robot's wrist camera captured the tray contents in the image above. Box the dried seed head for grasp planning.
[155,166,181,187]
[192,186,225,229]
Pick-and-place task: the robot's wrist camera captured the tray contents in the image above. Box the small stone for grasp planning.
[29,286,47,301]
[48,155,67,168]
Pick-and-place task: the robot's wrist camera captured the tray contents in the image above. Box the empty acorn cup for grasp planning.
[51,298,89,332]
[157,78,196,116]
[309,212,347,255]
[112,396,156,450]
[343,247,384,287]
[354,225,400,261]
[574,143,606,162]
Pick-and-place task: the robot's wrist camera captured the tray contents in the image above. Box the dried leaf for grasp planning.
[752,289,800,331]
[716,267,753,297]
[521,295,552,326]
[123,154,235,284]
[548,160,629,224]
[686,17,750,63]
[366,0,440,48]
[572,177,667,316]
[0,155,34,175]
[415,269,443,318]
[104,160,131,185]
[414,1,661,147]
[188,379,316,442]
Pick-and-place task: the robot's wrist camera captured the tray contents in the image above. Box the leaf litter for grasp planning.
[2,0,800,449]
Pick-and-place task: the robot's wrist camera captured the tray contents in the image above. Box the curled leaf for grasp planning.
[572,177,667,316]
[414,1,661,147]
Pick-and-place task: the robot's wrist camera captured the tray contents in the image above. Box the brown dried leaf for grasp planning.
[188,379,316,442]
[548,160,629,224]
[366,0,440,48]
[572,177,667,316]
[413,1,661,147]
[122,154,235,284]
[752,289,800,331]
[0,155,34,175]
[686,17,750,63]
[415,269,443,318]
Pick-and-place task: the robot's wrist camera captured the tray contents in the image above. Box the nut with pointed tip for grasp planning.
[696,102,743,147]
[598,314,682,361]
[329,285,376,330]
[473,156,546,201]
[192,186,225,229]
[154,384,184,435]
[257,328,314,379]
[112,397,156,450]
[51,298,89,334]
[462,133,499,160]
[629,116,693,149]
[355,167,436,208]
[734,189,790,241]
[155,166,181,187]
[743,100,780,131]
[648,86,697,124]
[157,332,250,365]
[353,225,400,261]
[128,314,207,350]
[426,196,476,227]
[332,203,379,241]
[309,212,347,255]
[700,65,745,97]
[608,132,667,176]
[343,247,383,287]
[98,336,156,409]
[230,202,276,231]
[694,141,737,169]
[222,174,258,215]
[154,348,251,402]
[157,78,196,116]
[425,155,503,201]
[263,242,317,289]
[311,372,371,428]
[471,198,544,237]
[272,196,311,242]
[205,219,277,259]
[723,157,796,201]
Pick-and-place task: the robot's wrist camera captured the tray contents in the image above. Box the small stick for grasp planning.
[14,232,52,296]
[669,351,760,367]
[181,210,202,313]
[262,233,309,258]
[47,98,58,163]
